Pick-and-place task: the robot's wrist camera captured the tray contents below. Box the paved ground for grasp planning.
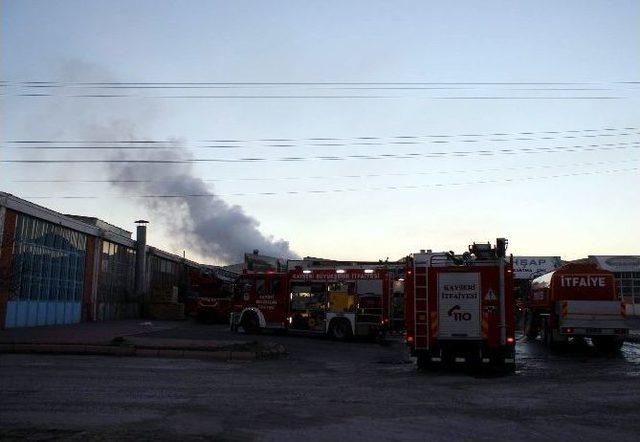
[2,322,640,441]
[0,320,179,345]
[0,319,282,359]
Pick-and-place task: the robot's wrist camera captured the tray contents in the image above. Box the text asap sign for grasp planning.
[513,256,562,280]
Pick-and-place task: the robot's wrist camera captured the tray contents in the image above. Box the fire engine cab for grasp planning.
[229,266,391,340]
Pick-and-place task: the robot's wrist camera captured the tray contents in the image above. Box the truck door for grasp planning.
[260,274,288,324]
[355,280,383,324]
[289,281,327,332]
[437,272,481,339]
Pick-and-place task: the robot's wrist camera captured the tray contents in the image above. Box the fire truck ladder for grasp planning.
[413,253,450,350]
[414,259,429,349]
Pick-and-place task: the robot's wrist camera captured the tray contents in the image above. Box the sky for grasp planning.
[1,0,639,264]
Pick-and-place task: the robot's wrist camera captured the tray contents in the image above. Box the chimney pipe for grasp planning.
[134,220,148,301]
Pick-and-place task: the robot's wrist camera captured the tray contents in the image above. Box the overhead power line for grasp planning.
[4,128,639,150]
[0,81,619,86]
[21,166,638,200]
[3,80,637,99]
[11,159,638,184]
[3,141,639,164]
[3,80,640,87]
[4,93,625,100]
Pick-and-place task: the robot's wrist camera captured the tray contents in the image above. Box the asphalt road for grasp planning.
[2,323,640,441]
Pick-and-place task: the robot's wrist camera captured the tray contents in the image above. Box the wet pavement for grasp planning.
[2,323,640,441]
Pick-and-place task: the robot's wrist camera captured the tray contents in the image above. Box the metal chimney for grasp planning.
[134,220,148,299]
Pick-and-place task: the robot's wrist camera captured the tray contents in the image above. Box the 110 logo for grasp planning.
[447,305,472,321]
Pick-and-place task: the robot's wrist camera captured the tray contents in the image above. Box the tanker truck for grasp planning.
[524,262,628,352]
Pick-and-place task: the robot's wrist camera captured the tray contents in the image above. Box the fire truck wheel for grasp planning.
[329,319,352,341]
[592,336,624,353]
[502,353,517,373]
[241,313,261,334]
[196,311,213,324]
[542,319,553,348]
[416,354,431,371]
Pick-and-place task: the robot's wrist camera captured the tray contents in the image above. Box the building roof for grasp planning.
[1,191,101,236]
[0,192,136,247]
[65,215,132,240]
[588,255,640,273]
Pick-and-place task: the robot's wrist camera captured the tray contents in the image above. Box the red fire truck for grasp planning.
[229,267,391,339]
[189,266,238,322]
[405,239,516,371]
[524,262,628,352]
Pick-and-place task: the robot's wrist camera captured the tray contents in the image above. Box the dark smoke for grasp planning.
[23,60,297,264]
[108,135,298,264]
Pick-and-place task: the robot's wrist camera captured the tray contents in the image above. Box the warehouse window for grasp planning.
[10,214,87,302]
[98,240,136,304]
[615,272,640,305]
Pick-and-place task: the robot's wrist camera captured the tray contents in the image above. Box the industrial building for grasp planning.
[587,255,640,316]
[0,192,231,329]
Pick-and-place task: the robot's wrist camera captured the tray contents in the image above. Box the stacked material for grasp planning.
[151,286,179,304]
[147,286,185,320]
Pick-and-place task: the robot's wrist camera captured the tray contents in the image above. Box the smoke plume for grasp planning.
[109,135,298,264]
[19,60,298,264]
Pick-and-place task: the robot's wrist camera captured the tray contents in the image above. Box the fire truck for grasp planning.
[229,266,391,339]
[524,262,628,352]
[188,266,238,323]
[404,239,516,371]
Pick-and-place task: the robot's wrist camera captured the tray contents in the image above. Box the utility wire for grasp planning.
[4,81,639,88]
[4,93,625,100]
[10,159,638,184]
[4,128,639,150]
[10,127,636,141]
[1,81,615,86]
[3,141,639,164]
[21,166,638,200]
[3,80,637,99]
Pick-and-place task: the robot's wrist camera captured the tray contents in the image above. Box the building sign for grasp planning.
[590,256,640,273]
[513,256,562,280]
